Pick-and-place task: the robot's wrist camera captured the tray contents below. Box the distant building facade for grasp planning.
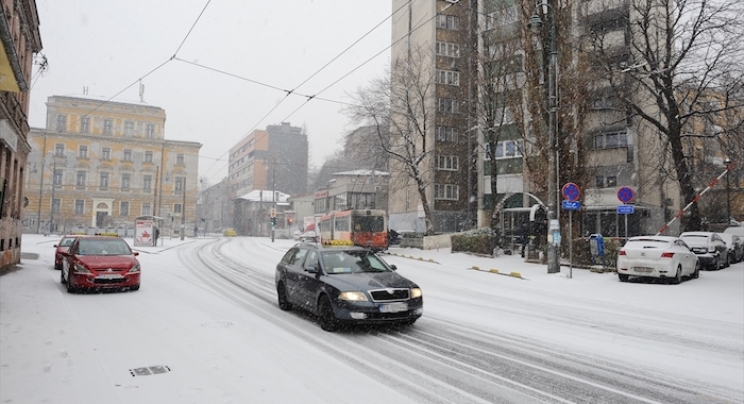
[0,0,42,273]
[228,122,308,201]
[24,96,202,237]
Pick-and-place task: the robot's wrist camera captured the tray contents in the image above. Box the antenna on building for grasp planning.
[139,80,145,102]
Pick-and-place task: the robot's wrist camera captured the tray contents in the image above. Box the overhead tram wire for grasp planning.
[199,2,410,180]
[172,0,214,57]
[279,1,452,123]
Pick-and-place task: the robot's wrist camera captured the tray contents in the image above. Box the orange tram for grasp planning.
[318,209,389,252]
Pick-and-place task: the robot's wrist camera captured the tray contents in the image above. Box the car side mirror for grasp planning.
[304,265,318,274]
[390,264,397,270]
[53,245,58,248]
[133,252,139,256]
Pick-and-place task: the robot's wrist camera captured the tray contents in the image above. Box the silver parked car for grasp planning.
[717,233,744,264]
[679,232,729,270]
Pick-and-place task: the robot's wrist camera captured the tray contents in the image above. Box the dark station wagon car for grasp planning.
[275,243,423,332]
[60,235,141,293]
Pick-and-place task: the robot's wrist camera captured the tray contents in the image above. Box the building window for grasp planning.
[487,139,524,160]
[101,147,110,160]
[124,121,134,137]
[595,175,618,188]
[79,145,88,159]
[437,98,459,114]
[434,184,459,200]
[143,175,152,191]
[103,119,113,135]
[53,169,62,185]
[175,177,184,192]
[100,172,109,188]
[438,155,459,170]
[121,173,131,190]
[435,41,460,57]
[142,202,152,216]
[607,176,618,187]
[176,153,184,166]
[123,149,132,162]
[594,131,628,150]
[74,199,84,215]
[80,117,89,134]
[51,198,61,214]
[146,123,154,138]
[436,69,460,86]
[436,126,459,142]
[145,151,153,163]
[56,115,67,132]
[485,7,519,30]
[55,143,64,156]
[173,203,182,214]
[76,171,86,187]
[120,202,129,217]
[436,14,459,30]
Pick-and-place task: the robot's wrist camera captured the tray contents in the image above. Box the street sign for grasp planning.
[561,200,581,210]
[562,182,581,202]
[617,186,635,204]
[617,205,635,214]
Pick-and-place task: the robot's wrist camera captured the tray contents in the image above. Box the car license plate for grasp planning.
[97,274,123,279]
[379,302,408,313]
[632,267,653,273]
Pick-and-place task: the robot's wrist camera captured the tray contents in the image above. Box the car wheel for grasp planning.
[54,262,61,271]
[669,265,682,285]
[716,254,724,270]
[725,253,731,268]
[65,275,76,294]
[318,295,339,332]
[692,265,700,279]
[277,283,292,311]
[618,273,629,282]
[130,285,140,291]
[60,268,66,285]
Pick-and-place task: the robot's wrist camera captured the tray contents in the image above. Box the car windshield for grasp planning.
[321,250,390,274]
[77,239,131,256]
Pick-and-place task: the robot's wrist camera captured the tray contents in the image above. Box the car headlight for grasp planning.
[410,287,422,299]
[73,263,91,274]
[338,291,368,302]
[129,263,140,273]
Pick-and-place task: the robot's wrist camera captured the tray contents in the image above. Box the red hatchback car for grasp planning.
[60,236,141,293]
[53,235,80,270]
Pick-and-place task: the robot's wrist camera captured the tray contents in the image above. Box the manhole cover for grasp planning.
[129,365,171,377]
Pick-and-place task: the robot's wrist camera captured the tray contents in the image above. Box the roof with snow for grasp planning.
[332,169,389,177]
[236,189,290,203]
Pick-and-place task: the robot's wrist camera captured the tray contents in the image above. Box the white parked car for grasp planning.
[617,236,698,284]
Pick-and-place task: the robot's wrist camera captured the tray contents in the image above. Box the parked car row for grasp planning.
[616,227,743,284]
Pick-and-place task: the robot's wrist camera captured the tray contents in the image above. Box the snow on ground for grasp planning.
[2,234,743,403]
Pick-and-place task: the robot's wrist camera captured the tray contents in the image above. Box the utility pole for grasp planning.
[49,158,57,235]
[180,176,186,241]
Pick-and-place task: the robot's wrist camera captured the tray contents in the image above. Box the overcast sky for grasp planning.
[30,0,393,185]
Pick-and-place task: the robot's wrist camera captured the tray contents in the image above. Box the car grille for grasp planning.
[369,288,409,302]
[93,278,126,284]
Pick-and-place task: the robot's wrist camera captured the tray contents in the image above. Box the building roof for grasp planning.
[236,189,290,203]
[332,169,389,177]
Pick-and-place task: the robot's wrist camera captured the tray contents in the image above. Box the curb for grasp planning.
[469,265,526,280]
[385,252,440,265]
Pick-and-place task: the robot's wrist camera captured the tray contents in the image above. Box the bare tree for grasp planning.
[587,0,744,231]
[345,50,438,234]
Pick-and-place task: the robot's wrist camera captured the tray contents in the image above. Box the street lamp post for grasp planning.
[530,0,561,273]
[724,157,732,224]
[49,158,57,235]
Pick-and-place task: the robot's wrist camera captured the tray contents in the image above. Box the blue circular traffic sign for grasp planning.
[561,183,580,202]
[617,186,635,203]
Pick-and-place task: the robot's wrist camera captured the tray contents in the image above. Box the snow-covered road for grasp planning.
[2,235,742,403]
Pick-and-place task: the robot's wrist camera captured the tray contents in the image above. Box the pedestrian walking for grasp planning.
[520,221,529,258]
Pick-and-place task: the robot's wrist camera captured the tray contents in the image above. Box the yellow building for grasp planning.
[24,96,202,236]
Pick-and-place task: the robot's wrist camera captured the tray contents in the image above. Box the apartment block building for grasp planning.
[227,122,308,200]
[389,0,477,233]
[0,0,42,273]
[24,96,202,236]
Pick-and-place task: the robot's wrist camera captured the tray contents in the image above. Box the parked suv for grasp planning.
[718,233,744,264]
[679,232,728,270]
[275,242,423,331]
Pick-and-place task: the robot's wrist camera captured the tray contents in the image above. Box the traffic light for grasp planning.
[270,217,276,226]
